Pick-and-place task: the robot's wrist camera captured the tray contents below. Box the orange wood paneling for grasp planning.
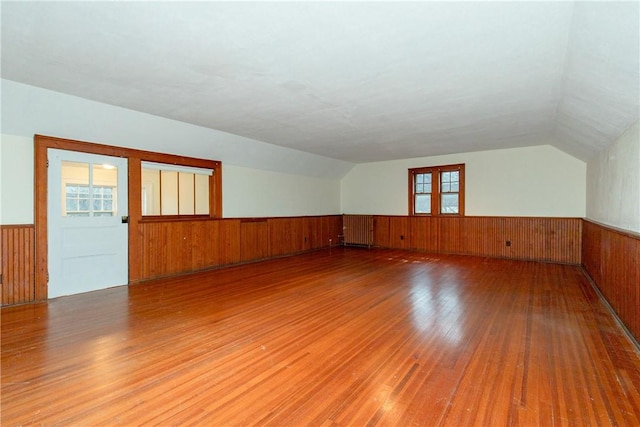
[582,220,640,342]
[268,218,303,257]
[373,216,390,248]
[302,217,322,250]
[409,216,437,252]
[371,216,581,264]
[321,215,342,247]
[134,215,343,283]
[240,220,269,262]
[1,225,35,305]
[135,219,241,281]
[389,216,411,249]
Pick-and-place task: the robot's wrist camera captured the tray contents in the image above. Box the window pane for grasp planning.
[93,166,118,216]
[416,183,424,193]
[425,183,431,193]
[61,161,89,217]
[416,174,424,184]
[79,198,90,211]
[103,199,113,211]
[178,172,195,215]
[142,169,161,215]
[442,182,450,192]
[451,171,459,181]
[451,182,459,192]
[441,171,450,183]
[143,166,210,216]
[161,171,179,215]
[195,174,209,215]
[441,194,459,214]
[425,174,431,183]
[415,194,431,214]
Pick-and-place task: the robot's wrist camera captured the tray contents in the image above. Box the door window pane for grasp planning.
[62,161,118,217]
[61,161,89,216]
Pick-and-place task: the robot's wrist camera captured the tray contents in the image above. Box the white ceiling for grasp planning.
[1,1,638,163]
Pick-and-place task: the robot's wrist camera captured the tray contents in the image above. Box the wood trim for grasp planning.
[211,165,222,218]
[128,156,142,283]
[582,219,640,343]
[34,134,223,300]
[1,225,35,305]
[582,218,640,239]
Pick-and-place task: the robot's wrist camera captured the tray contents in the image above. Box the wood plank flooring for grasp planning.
[2,248,640,426]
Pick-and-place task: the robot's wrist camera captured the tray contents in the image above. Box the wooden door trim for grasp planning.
[34,135,222,300]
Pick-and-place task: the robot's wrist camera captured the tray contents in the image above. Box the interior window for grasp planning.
[141,162,211,216]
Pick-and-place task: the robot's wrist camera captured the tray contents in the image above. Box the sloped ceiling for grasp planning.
[1,1,638,163]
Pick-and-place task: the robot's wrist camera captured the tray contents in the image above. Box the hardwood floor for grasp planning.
[2,248,639,426]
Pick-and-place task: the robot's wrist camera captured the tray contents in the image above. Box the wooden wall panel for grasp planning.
[321,215,342,247]
[218,219,242,266]
[268,218,303,257]
[438,217,464,254]
[136,219,241,281]
[373,216,390,248]
[370,216,581,264]
[582,220,640,342]
[303,217,323,250]
[240,220,270,262]
[1,225,35,305]
[388,216,411,250]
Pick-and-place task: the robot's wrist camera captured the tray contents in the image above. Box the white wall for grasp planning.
[587,120,640,233]
[223,165,340,218]
[1,80,349,223]
[341,145,586,217]
[0,134,34,224]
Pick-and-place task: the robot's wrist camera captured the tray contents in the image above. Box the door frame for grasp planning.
[34,135,222,300]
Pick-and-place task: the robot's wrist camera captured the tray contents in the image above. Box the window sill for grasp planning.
[139,215,217,223]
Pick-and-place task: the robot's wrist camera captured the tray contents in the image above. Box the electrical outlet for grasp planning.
[506,240,511,247]
[400,235,404,240]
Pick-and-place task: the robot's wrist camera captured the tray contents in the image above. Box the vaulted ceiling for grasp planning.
[2,1,638,163]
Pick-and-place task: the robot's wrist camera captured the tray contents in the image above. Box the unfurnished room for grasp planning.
[1,1,639,425]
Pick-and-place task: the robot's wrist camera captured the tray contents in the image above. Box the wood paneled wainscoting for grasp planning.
[364,215,581,264]
[582,219,640,343]
[133,215,342,282]
[0,225,35,305]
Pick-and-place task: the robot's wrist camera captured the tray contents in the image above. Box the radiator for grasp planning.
[342,215,374,247]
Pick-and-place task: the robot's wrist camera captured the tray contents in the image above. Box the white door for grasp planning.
[48,149,128,298]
